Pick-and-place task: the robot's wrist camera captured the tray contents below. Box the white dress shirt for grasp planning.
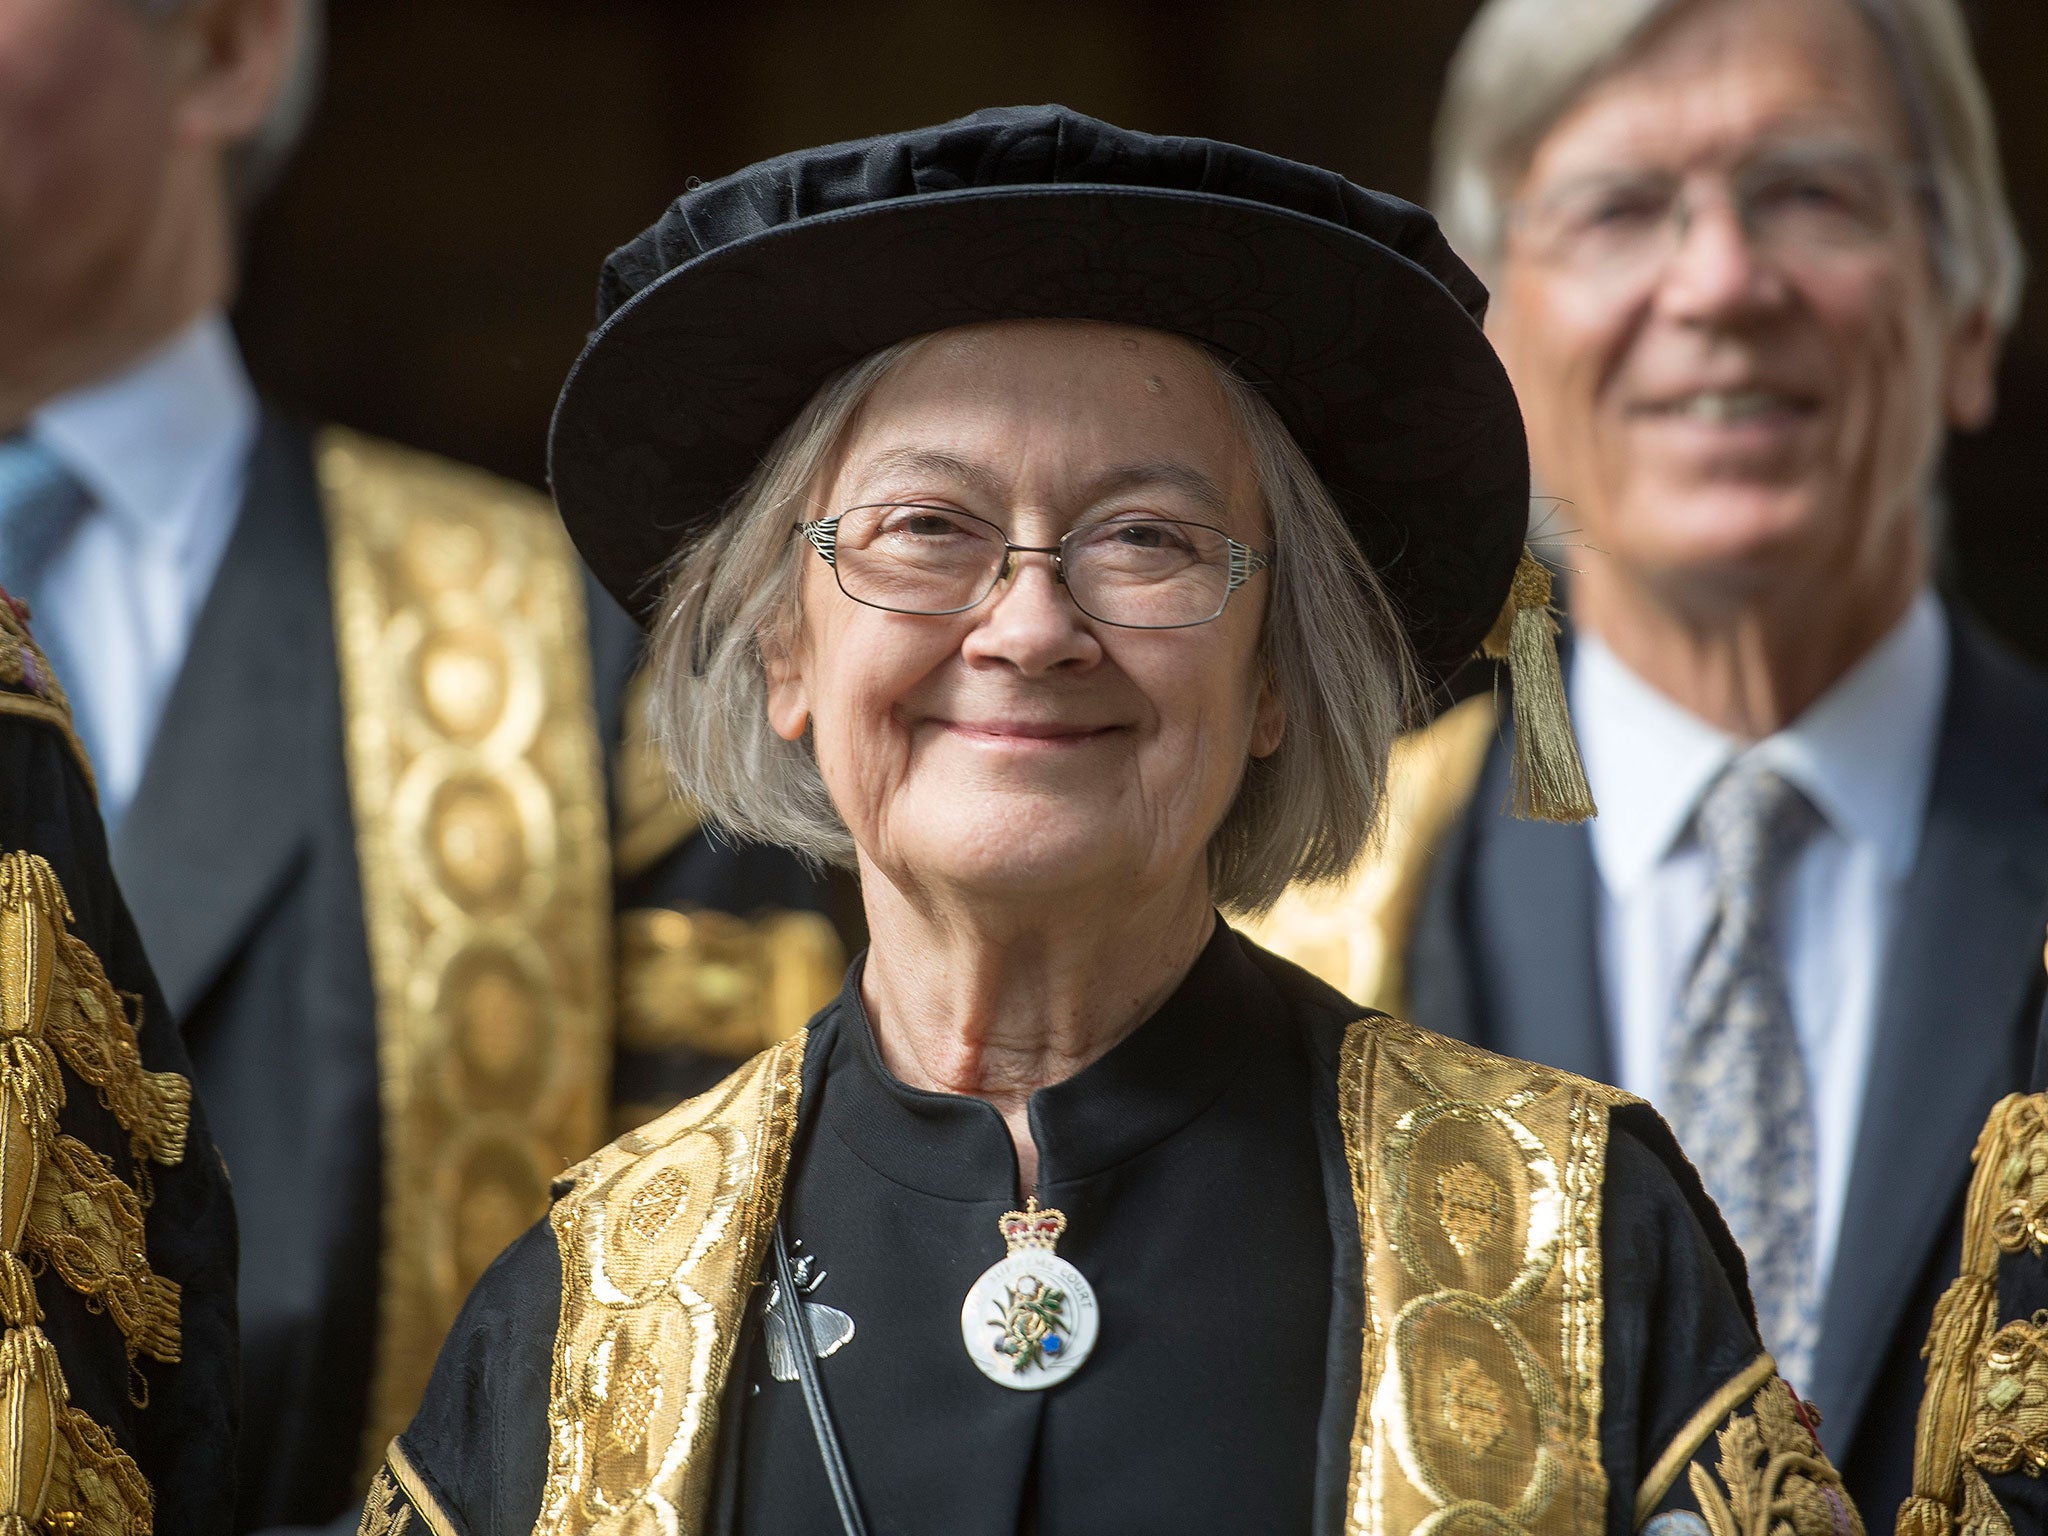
[26,313,257,826]
[1571,592,1950,1316]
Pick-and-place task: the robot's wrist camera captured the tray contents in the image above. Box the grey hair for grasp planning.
[132,0,324,202]
[646,331,1417,916]
[1432,0,2025,329]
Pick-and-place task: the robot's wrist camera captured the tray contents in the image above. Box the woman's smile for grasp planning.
[928,716,1125,751]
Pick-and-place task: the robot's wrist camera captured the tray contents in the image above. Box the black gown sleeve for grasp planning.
[0,610,240,1536]
[1601,1103,1865,1534]
[367,1221,559,1536]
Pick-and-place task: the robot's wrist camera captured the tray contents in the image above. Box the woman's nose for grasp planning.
[961,552,1100,674]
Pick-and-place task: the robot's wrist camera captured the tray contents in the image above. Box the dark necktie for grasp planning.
[0,435,99,766]
[1665,757,1824,1385]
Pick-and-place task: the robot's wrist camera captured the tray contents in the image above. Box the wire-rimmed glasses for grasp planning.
[795,503,1272,630]
[1507,141,1930,289]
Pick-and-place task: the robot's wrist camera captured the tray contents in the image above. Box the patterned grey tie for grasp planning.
[1665,757,1824,1386]
[0,435,97,761]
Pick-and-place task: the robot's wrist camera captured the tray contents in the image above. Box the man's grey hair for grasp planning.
[1432,0,2024,329]
[644,332,1418,917]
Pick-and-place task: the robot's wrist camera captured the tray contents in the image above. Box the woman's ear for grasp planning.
[1249,672,1285,759]
[762,630,812,743]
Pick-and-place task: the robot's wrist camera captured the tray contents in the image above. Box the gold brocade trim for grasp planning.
[0,852,183,1535]
[1637,1353,1777,1528]
[1244,696,1496,1016]
[320,429,616,1480]
[537,1034,805,1536]
[1689,1377,1864,1536]
[388,1442,456,1536]
[1966,1312,2048,1478]
[359,1466,412,1536]
[617,907,843,1059]
[1899,1092,2048,1536]
[1339,1014,1629,1534]
[612,671,702,883]
[0,593,94,799]
[28,1136,181,1366]
[45,1406,152,1536]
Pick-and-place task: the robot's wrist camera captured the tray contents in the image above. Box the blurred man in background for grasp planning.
[0,0,842,1528]
[1255,0,2040,1518]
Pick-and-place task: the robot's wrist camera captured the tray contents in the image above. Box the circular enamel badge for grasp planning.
[961,1248,1099,1389]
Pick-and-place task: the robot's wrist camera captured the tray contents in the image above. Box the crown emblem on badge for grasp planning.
[999,1197,1067,1253]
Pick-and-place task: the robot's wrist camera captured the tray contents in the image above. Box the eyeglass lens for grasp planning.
[1515,142,1916,280]
[826,504,1243,628]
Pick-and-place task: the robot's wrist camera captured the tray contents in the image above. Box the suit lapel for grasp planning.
[1809,621,2048,1455]
[112,412,330,1021]
[1439,738,1614,1082]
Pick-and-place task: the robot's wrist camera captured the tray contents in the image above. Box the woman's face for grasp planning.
[766,320,1283,913]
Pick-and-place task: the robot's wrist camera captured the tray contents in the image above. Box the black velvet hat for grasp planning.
[549,104,1529,693]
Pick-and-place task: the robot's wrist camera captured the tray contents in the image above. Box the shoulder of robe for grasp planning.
[0,596,238,1535]
[1898,1089,2048,1536]
[374,1221,563,1536]
[0,588,94,793]
[1239,693,1496,1013]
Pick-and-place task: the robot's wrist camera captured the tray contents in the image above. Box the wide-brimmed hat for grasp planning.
[551,104,1591,819]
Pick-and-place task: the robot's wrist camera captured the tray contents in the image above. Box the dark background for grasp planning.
[235,0,2048,659]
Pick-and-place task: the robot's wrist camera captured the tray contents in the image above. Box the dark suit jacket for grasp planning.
[1404,613,2048,1523]
[107,413,829,1534]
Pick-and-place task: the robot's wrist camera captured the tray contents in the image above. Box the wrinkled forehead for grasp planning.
[1526,0,1916,185]
[820,321,1264,530]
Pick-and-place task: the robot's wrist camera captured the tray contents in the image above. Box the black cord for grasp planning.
[772,1223,870,1536]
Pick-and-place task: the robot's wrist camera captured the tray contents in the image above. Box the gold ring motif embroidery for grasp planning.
[322,430,614,1479]
[1343,1018,1625,1535]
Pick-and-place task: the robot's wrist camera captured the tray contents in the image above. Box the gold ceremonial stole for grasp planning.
[537,1037,804,1535]
[529,1016,1623,1535]
[1339,1015,1627,1532]
[321,429,615,1478]
[1243,695,1497,1017]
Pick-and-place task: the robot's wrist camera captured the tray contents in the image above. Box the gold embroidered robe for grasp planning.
[359,933,1860,1536]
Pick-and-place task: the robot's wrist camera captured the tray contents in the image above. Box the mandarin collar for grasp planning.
[821,917,1273,1201]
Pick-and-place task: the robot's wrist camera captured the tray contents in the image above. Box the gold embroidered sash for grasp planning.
[321,429,615,1477]
[1339,1015,1627,1533]
[536,1035,803,1536]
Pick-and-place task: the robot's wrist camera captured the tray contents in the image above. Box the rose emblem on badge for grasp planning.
[961,1199,1099,1389]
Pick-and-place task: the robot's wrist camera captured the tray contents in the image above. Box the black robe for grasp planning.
[0,631,239,1535]
[386,924,1845,1534]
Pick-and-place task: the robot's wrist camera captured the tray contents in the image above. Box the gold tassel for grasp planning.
[0,1326,64,1528]
[1481,550,1596,823]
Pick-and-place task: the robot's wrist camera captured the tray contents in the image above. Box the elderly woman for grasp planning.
[360,108,1859,1536]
